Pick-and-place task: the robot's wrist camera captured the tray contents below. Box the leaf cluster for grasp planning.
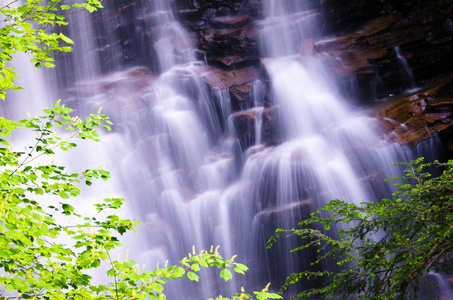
[268,157,453,299]
[0,0,103,99]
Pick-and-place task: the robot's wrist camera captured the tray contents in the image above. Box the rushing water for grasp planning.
[395,46,417,91]
[3,0,445,299]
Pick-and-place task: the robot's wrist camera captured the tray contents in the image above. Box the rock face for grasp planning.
[169,0,453,154]
[173,0,261,69]
[374,78,453,150]
[317,7,453,101]
[69,0,453,154]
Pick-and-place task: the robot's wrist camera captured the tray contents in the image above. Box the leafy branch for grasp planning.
[268,158,453,299]
[0,0,103,99]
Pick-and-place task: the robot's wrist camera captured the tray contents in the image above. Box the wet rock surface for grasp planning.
[170,0,453,152]
[70,0,453,154]
[230,106,284,148]
[174,0,261,69]
[374,77,453,152]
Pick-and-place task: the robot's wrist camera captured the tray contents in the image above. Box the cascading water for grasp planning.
[4,0,446,299]
[231,0,413,293]
[53,2,243,299]
[395,46,417,91]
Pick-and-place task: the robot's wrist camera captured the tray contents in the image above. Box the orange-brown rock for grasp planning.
[316,4,453,101]
[200,66,261,110]
[375,78,453,149]
[230,106,284,148]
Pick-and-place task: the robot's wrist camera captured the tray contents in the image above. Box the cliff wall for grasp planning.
[81,0,453,155]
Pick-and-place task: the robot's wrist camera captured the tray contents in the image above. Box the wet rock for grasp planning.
[174,0,261,69]
[76,0,453,155]
[262,106,285,146]
[229,106,284,148]
[200,23,260,68]
[256,199,314,225]
[200,66,261,110]
[374,78,453,149]
[230,109,259,147]
[210,14,252,28]
[317,3,453,102]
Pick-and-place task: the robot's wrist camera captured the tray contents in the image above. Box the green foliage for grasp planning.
[208,283,282,300]
[268,158,453,299]
[0,0,103,100]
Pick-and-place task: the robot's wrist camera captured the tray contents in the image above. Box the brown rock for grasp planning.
[316,5,453,101]
[374,78,453,148]
[229,105,285,148]
[256,199,314,224]
[210,14,252,28]
[301,39,315,56]
[200,66,261,109]
[262,106,285,146]
[200,23,260,67]
[201,66,259,89]
[230,109,258,144]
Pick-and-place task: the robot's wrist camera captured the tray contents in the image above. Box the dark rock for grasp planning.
[256,199,313,225]
[374,78,453,149]
[210,14,252,29]
[262,106,285,146]
[174,0,261,69]
[200,23,260,68]
[317,5,453,102]
[230,109,258,147]
[67,0,453,154]
[229,105,284,148]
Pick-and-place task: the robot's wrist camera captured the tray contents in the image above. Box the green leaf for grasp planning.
[174,267,185,277]
[191,263,200,272]
[60,34,74,44]
[220,269,233,282]
[187,271,199,282]
[62,203,74,213]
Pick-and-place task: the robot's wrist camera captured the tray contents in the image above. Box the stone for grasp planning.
[210,14,252,28]
[316,4,453,102]
[200,23,260,68]
[230,109,259,147]
[256,199,314,225]
[262,106,285,146]
[374,78,453,148]
[200,65,261,110]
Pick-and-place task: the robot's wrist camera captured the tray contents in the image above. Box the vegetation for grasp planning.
[0,1,283,299]
[0,0,105,99]
[268,158,453,299]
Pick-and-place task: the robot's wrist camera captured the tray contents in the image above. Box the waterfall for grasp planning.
[3,0,443,299]
[51,2,243,299]
[395,46,417,91]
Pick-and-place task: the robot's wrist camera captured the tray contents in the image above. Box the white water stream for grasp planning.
[2,0,445,299]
